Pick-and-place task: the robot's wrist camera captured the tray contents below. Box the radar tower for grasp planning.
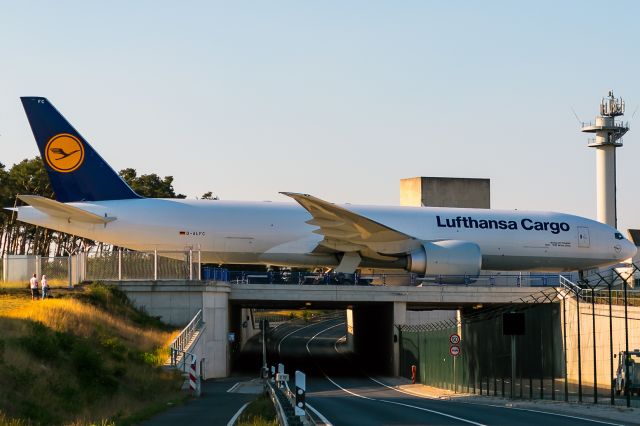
[581,91,629,228]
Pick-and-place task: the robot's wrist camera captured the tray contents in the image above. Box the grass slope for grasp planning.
[0,284,185,425]
[237,392,277,426]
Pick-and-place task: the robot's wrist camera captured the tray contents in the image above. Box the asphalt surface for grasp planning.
[272,317,634,426]
[142,376,255,426]
[144,317,636,425]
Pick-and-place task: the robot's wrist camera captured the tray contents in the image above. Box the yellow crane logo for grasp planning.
[45,133,85,173]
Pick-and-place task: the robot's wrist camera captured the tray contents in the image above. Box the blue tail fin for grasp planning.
[21,97,141,202]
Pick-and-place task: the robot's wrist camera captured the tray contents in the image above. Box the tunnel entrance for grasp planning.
[230,303,397,377]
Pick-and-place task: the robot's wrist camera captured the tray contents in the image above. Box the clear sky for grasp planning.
[1,1,639,231]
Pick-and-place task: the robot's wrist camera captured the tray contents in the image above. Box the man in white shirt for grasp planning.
[29,274,38,300]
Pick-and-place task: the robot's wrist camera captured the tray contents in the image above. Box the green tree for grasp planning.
[8,157,54,198]
[1,157,58,256]
[200,191,218,200]
[118,168,186,198]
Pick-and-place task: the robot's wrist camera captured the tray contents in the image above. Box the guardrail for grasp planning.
[267,380,294,426]
[267,366,309,426]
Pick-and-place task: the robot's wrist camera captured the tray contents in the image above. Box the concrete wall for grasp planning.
[202,289,230,378]
[406,310,457,325]
[400,176,490,209]
[562,297,640,388]
[118,281,205,326]
[113,281,231,378]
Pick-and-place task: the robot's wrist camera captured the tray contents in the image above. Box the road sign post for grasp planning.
[449,334,461,393]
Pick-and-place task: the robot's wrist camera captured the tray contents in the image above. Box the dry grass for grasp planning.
[0,279,71,289]
[0,295,31,314]
[3,298,175,353]
[0,284,185,425]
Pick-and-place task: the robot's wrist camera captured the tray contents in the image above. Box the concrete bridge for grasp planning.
[112,280,557,379]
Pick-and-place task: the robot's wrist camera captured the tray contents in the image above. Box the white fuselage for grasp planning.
[15,198,636,272]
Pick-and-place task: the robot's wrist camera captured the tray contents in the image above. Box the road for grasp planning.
[271,317,631,426]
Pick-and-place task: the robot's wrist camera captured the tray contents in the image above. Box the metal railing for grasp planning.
[170,309,203,367]
[559,275,584,298]
[228,270,575,287]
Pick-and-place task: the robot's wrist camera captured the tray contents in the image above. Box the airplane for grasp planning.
[10,97,637,283]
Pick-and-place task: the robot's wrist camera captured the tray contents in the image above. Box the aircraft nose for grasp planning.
[623,239,638,260]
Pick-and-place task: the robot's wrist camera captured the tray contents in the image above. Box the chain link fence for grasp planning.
[1,255,70,288]
[2,249,203,286]
[84,250,201,281]
[399,266,640,408]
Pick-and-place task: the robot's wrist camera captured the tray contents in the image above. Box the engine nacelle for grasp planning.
[406,240,481,281]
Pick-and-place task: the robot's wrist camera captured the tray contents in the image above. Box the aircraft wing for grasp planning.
[281,192,421,257]
[17,195,116,224]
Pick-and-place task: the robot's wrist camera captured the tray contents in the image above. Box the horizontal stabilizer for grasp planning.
[17,195,116,224]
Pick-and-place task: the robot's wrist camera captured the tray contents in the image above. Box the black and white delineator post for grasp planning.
[295,370,306,417]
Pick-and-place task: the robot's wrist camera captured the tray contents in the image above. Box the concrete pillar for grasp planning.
[596,145,617,227]
[346,308,354,352]
[239,308,258,349]
[393,302,407,377]
[202,286,230,379]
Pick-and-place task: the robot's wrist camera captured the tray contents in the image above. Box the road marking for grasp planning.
[366,368,625,426]
[490,406,625,426]
[306,324,486,426]
[226,402,249,426]
[226,382,240,393]
[328,334,626,426]
[277,322,322,355]
[306,402,333,426]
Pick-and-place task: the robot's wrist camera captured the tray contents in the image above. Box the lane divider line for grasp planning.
[329,334,624,426]
[306,324,486,426]
[226,402,249,426]
[363,359,625,426]
[277,322,324,356]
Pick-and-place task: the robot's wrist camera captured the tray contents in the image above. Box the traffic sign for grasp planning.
[449,333,461,345]
[449,345,461,356]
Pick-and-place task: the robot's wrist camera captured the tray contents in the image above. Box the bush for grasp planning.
[19,322,60,361]
[70,341,118,393]
[81,283,169,330]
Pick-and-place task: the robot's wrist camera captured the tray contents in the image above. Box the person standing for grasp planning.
[40,275,48,300]
[29,273,38,300]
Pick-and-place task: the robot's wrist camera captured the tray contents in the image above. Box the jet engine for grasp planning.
[406,240,482,281]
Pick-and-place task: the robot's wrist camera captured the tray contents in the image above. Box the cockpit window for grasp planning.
[615,232,624,240]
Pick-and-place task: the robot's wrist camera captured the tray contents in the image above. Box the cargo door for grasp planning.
[578,226,590,248]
